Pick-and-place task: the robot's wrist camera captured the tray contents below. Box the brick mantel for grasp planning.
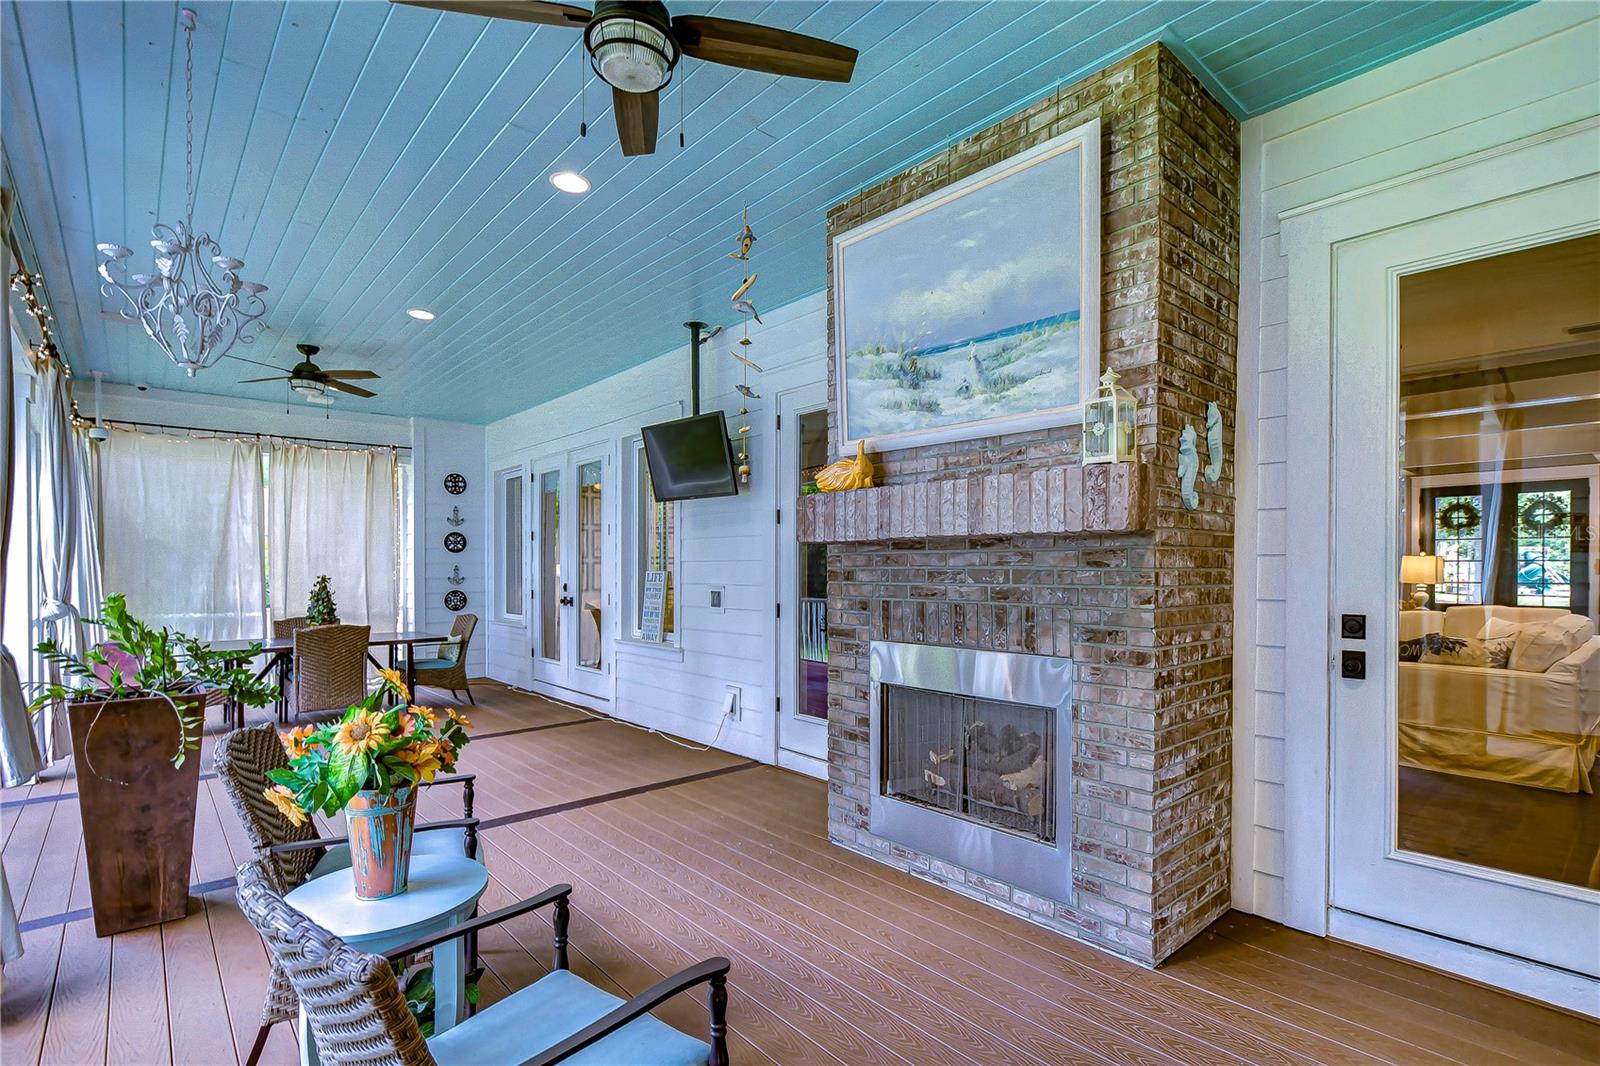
[797,462,1148,543]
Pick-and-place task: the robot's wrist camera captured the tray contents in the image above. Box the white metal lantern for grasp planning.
[1082,368,1136,465]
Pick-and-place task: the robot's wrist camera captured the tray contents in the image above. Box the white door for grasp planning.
[1330,179,1600,982]
[775,387,829,776]
[530,448,614,704]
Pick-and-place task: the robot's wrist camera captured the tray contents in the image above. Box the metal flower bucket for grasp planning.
[346,786,417,899]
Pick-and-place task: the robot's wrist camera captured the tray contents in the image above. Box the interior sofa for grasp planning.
[1398,606,1600,793]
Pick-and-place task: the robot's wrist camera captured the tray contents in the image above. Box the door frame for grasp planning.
[774,383,829,779]
[1277,117,1600,1013]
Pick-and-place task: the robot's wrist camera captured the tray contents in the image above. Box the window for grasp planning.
[1420,479,1591,614]
[495,467,524,619]
[630,440,677,642]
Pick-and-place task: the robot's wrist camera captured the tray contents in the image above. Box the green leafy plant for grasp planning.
[29,593,279,768]
[264,670,472,824]
[306,574,339,627]
[395,958,480,1037]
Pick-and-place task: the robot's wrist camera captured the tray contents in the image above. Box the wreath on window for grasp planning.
[1519,494,1569,536]
[1437,500,1481,533]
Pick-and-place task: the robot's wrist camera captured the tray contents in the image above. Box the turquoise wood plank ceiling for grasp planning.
[3,0,1523,423]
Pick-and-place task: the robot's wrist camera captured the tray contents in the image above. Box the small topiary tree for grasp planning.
[306,575,339,627]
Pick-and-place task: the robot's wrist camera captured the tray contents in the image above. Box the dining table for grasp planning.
[209,629,450,727]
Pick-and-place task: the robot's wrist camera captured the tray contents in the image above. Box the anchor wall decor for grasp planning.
[446,505,465,527]
[447,565,466,586]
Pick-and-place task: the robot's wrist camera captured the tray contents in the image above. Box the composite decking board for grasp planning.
[463,724,1206,1065]
[1205,913,1600,1063]
[462,735,1036,1066]
[2,682,1595,1066]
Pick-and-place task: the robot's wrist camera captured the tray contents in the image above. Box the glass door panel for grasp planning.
[577,460,604,672]
[798,410,830,720]
[1395,235,1598,889]
[538,468,561,662]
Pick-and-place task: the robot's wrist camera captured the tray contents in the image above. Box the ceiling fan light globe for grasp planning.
[289,377,326,397]
[586,13,676,93]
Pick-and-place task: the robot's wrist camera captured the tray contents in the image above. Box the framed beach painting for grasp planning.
[832,118,1101,451]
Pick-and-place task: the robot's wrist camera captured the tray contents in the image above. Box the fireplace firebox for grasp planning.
[869,641,1073,902]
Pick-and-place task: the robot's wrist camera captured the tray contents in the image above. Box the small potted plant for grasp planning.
[306,574,339,626]
[265,669,472,899]
[29,594,279,936]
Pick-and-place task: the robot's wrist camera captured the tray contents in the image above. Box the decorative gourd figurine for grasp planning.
[816,440,875,492]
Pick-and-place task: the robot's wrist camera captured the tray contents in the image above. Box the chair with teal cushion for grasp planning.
[414,613,477,705]
[235,857,731,1066]
[214,724,480,1066]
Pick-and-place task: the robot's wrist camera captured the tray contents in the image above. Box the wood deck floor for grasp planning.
[3,682,1595,1065]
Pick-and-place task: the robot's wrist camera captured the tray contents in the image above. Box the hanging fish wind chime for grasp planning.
[727,205,763,484]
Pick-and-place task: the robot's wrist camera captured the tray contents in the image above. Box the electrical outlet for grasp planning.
[708,586,725,611]
[724,684,742,721]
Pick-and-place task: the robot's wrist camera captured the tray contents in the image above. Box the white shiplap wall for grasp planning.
[1232,3,1600,922]
[482,294,827,762]
[415,418,488,679]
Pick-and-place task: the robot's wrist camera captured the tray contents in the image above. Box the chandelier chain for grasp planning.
[183,13,195,219]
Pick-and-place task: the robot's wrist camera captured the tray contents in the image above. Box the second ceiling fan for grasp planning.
[393,0,858,156]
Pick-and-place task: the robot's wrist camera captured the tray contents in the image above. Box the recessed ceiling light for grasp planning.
[406,307,436,321]
[550,170,591,194]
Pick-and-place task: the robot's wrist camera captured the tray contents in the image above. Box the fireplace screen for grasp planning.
[880,683,1056,845]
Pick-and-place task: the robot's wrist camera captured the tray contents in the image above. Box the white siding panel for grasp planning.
[482,294,827,764]
[1232,3,1599,921]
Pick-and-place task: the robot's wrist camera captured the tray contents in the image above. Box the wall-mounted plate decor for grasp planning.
[444,531,467,553]
[444,590,467,612]
[444,472,467,495]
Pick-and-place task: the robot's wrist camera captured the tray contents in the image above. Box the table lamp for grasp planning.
[1400,554,1445,607]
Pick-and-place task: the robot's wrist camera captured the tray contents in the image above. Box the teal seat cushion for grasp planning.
[428,968,711,1066]
[412,657,456,671]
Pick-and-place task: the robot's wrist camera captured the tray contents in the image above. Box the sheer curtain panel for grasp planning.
[97,430,265,642]
[268,444,399,630]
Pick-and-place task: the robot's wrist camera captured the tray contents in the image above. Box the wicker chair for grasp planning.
[215,724,480,1066]
[269,616,308,719]
[413,614,477,705]
[235,857,730,1066]
[289,623,370,722]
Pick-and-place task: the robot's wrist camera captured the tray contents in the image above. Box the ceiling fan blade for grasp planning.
[324,380,378,399]
[613,87,659,157]
[671,15,857,82]
[239,376,291,384]
[389,0,590,28]
[320,370,381,380]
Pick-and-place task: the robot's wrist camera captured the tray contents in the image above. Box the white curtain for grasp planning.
[268,443,399,630]
[98,430,265,642]
[27,358,102,762]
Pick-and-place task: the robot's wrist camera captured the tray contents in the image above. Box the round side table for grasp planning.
[285,852,488,1066]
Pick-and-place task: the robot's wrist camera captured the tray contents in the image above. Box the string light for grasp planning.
[10,265,90,428]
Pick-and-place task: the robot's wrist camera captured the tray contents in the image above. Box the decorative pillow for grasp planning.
[1419,633,1514,669]
[438,635,463,664]
[1398,638,1427,663]
[1507,617,1588,673]
[1477,617,1525,641]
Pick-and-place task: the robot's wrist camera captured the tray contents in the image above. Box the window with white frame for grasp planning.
[629,439,677,642]
[495,467,524,620]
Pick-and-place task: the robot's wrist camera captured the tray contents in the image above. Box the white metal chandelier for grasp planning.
[96,9,268,376]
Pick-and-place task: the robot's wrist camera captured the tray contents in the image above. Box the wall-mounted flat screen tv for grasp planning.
[641,412,740,502]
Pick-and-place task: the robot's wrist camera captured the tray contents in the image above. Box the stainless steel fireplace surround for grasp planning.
[869,641,1073,903]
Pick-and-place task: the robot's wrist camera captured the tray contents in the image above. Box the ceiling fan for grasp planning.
[239,344,381,400]
[391,0,858,156]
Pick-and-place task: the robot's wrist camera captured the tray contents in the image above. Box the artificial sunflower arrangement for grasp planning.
[264,669,472,822]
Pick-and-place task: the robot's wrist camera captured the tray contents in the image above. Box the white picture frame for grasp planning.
[832,117,1102,453]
